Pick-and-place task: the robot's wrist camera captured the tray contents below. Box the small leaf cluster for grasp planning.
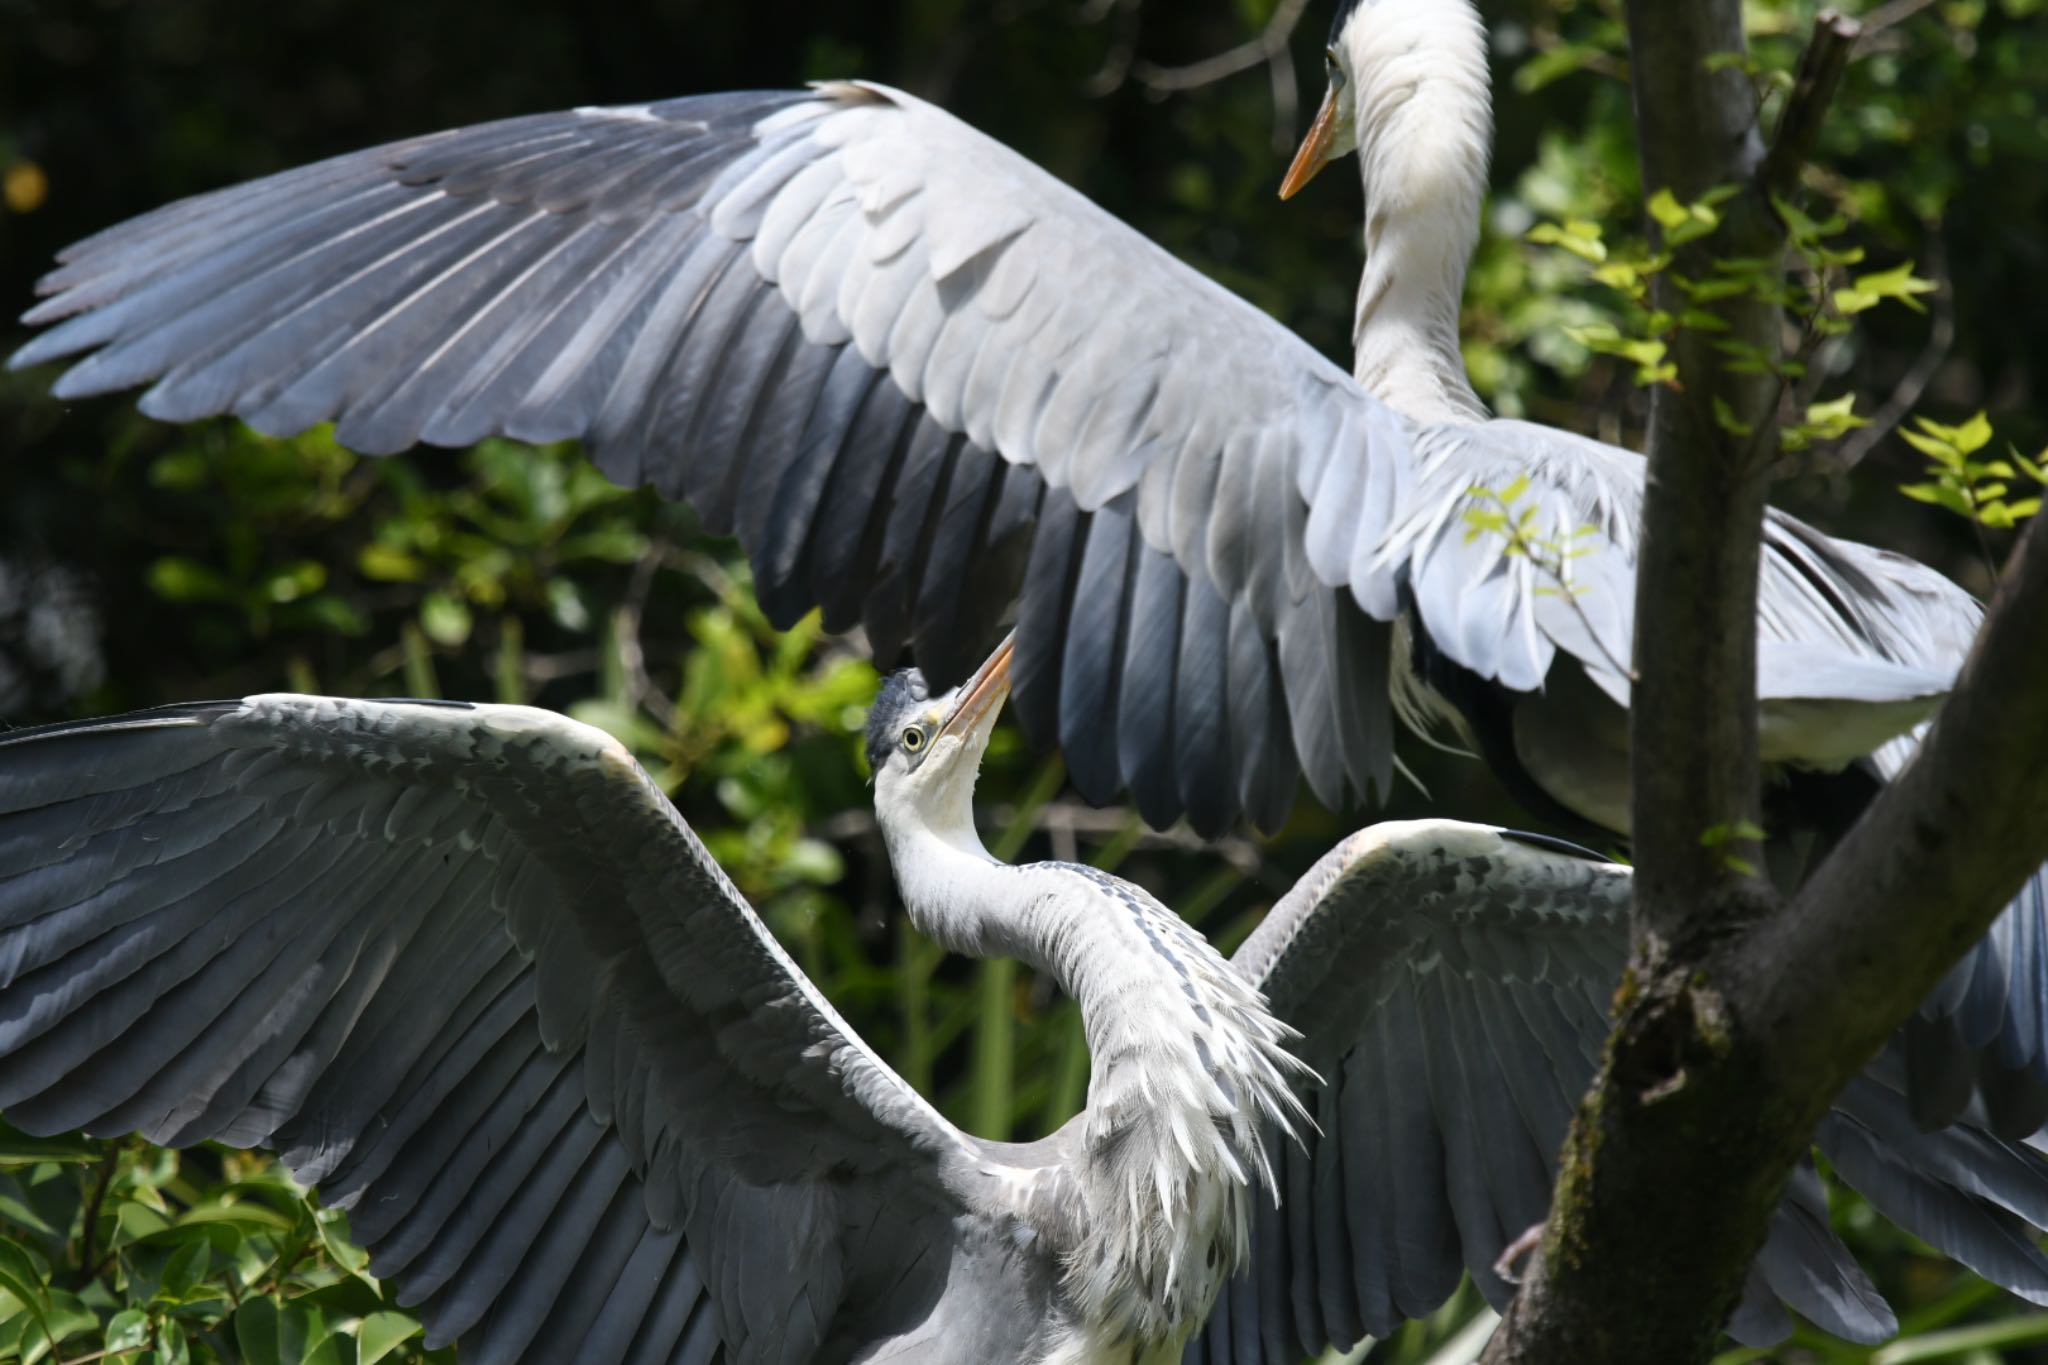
[0,1122,439,1364]
[1459,474,1600,595]
[1899,412,2045,530]
[1699,819,1768,878]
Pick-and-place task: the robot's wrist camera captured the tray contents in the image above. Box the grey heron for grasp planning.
[8,0,2044,1169]
[5,641,2048,1362]
[1287,0,2048,1134]
[6,71,1954,842]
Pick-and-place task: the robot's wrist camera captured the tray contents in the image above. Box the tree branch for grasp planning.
[1761,12,1861,205]
[1085,0,1312,152]
[1623,0,1781,951]
[1482,9,1941,1362]
[1742,508,2048,1093]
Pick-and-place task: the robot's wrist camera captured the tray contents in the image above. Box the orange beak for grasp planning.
[1280,86,1343,200]
[936,632,1014,746]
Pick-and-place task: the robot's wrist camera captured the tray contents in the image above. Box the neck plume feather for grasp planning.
[1344,0,1493,424]
[883,824,1306,1350]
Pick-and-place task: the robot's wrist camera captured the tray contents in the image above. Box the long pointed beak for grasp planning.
[1280,87,1343,200]
[936,632,1014,745]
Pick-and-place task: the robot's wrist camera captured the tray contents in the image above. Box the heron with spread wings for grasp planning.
[2,639,2046,1364]
[14,25,2047,1128]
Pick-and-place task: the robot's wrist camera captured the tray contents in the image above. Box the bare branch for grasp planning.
[1087,0,1313,152]
[1742,506,2048,1107]
[1857,0,1945,40]
[1128,0,1310,93]
[1761,10,1862,206]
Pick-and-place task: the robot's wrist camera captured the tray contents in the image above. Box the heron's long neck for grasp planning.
[1344,0,1493,425]
[882,820,1301,1347]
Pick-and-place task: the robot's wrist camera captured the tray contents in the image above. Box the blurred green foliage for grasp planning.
[0,0,2045,1360]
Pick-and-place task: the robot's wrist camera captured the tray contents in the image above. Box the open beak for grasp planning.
[1279,86,1343,200]
[936,632,1014,746]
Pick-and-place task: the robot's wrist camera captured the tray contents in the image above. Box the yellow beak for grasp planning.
[1280,87,1343,200]
[936,632,1014,746]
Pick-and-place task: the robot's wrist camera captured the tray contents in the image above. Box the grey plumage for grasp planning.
[5,693,2047,1361]
[1194,822,2048,1363]
[14,69,2048,1327]
[9,79,1984,833]
[11,82,1411,834]
[0,696,969,1365]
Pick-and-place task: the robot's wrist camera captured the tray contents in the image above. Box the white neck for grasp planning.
[1341,0,1493,424]
[879,808,1303,1352]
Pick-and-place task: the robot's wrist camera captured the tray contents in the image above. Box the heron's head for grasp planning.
[865,634,1013,847]
[1278,0,1489,206]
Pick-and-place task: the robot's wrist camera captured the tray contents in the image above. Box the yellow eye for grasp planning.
[901,726,927,753]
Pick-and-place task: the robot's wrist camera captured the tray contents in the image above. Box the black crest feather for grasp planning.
[864,669,931,774]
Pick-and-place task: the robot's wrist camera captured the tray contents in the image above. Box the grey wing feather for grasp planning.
[1198,820,2048,1362]
[1390,415,2048,1128]
[0,697,974,1365]
[1379,419,1970,720]
[13,83,1420,835]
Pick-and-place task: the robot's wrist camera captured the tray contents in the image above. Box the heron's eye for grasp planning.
[1326,47,1346,87]
[900,725,927,754]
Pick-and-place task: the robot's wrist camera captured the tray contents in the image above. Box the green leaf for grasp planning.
[1834,260,1939,314]
[1870,1310,2048,1362]
[1646,187,1688,228]
[234,1296,351,1365]
[103,1308,151,1353]
[179,1200,296,1234]
[1900,426,1962,465]
[1900,481,1975,517]
[355,1311,422,1365]
[113,1200,172,1249]
[1950,410,1994,454]
[1699,820,1767,848]
[1712,397,1755,437]
[147,556,233,604]
[1527,220,1607,263]
[157,1240,209,1300]
[0,1133,101,1168]
[316,1208,376,1289]
[419,591,473,648]
[357,543,425,582]
[0,1240,51,1343]
[18,1292,98,1365]
[264,560,327,604]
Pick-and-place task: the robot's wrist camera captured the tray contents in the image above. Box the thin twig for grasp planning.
[72,1148,119,1290]
[1856,0,1944,41]
[1128,0,1310,93]
[1090,0,1314,153]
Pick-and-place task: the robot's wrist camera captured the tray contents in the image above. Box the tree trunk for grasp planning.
[1482,8,2048,1362]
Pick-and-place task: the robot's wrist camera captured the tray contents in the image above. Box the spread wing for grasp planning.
[1378,419,1969,710]
[1385,420,2048,1135]
[10,83,1417,834]
[1191,821,2048,1362]
[0,696,981,1365]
